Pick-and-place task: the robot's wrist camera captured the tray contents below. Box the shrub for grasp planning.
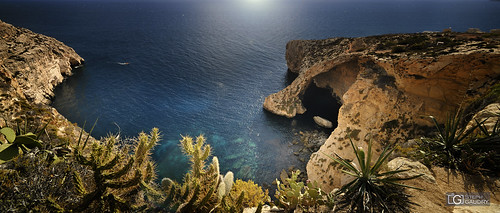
[230,179,269,208]
[323,139,422,212]
[419,110,500,175]
[391,46,405,53]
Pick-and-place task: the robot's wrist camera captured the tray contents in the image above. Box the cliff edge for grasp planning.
[0,20,84,142]
[264,32,500,192]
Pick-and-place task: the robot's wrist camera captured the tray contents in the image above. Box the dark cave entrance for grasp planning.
[298,82,342,131]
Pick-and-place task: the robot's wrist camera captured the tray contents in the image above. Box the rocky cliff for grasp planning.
[264,32,500,191]
[0,20,84,137]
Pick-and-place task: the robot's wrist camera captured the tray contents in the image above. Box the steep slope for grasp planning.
[0,19,84,144]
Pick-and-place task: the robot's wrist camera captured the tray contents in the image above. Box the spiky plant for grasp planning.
[72,128,160,212]
[274,170,327,212]
[419,109,500,175]
[323,139,422,212]
[161,135,255,213]
[161,135,221,212]
[419,111,480,169]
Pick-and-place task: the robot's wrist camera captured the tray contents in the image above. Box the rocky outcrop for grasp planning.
[0,20,83,107]
[0,20,84,135]
[264,32,500,191]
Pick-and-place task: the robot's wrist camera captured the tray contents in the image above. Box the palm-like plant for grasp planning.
[419,112,480,169]
[324,139,422,212]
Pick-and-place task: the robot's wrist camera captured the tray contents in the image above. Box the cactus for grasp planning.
[274,170,327,212]
[222,171,234,196]
[162,135,221,212]
[217,171,233,201]
[72,128,160,212]
[0,126,44,164]
[161,135,269,212]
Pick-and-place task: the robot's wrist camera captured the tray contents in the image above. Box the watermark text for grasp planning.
[446,192,490,206]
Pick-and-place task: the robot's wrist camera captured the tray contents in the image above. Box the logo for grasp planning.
[446,192,490,206]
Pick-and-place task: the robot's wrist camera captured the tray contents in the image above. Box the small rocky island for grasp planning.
[264,31,500,211]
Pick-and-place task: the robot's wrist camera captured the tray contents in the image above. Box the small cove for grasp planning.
[1,0,499,186]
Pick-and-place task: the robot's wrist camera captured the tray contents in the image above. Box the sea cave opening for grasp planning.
[298,82,342,131]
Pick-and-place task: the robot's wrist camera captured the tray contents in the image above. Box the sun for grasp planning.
[243,0,267,5]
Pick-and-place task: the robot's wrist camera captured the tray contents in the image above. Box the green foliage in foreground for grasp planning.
[274,170,333,212]
[0,124,45,163]
[161,135,222,212]
[72,128,161,212]
[161,135,267,213]
[0,119,432,212]
[419,110,500,175]
[324,139,422,213]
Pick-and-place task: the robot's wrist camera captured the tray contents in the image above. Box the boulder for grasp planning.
[313,116,333,128]
[387,157,436,183]
[466,103,500,132]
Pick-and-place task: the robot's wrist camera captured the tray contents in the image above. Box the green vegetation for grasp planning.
[161,135,222,212]
[418,110,500,175]
[274,170,332,212]
[230,179,269,209]
[161,135,266,213]
[0,126,43,163]
[324,139,422,213]
[0,112,443,212]
[72,128,160,212]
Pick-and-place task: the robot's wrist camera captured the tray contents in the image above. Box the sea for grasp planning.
[1,0,499,186]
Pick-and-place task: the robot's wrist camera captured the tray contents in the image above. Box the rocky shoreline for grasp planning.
[0,20,86,154]
[264,31,500,212]
[2,19,500,212]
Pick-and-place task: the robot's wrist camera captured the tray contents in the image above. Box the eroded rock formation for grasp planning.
[264,32,500,191]
[0,20,84,136]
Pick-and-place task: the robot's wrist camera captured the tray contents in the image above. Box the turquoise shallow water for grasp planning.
[1,0,499,185]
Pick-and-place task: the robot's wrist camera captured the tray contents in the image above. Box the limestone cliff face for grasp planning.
[0,20,84,133]
[264,32,500,191]
[0,20,83,108]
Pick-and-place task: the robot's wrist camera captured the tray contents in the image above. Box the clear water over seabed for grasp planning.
[1,0,499,186]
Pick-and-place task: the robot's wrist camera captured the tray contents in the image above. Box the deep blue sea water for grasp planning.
[1,0,499,186]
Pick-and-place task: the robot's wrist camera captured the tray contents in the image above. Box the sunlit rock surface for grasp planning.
[263,32,500,191]
[0,20,84,138]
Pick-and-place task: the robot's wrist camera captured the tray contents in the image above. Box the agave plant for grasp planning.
[419,111,481,169]
[419,108,500,174]
[323,139,422,212]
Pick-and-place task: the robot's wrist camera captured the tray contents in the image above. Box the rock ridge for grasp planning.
[0,20,84,107]
[263,32,500,192]
[0,20,84,136]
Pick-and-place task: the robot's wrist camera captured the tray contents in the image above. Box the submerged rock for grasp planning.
[313,116,333,128]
